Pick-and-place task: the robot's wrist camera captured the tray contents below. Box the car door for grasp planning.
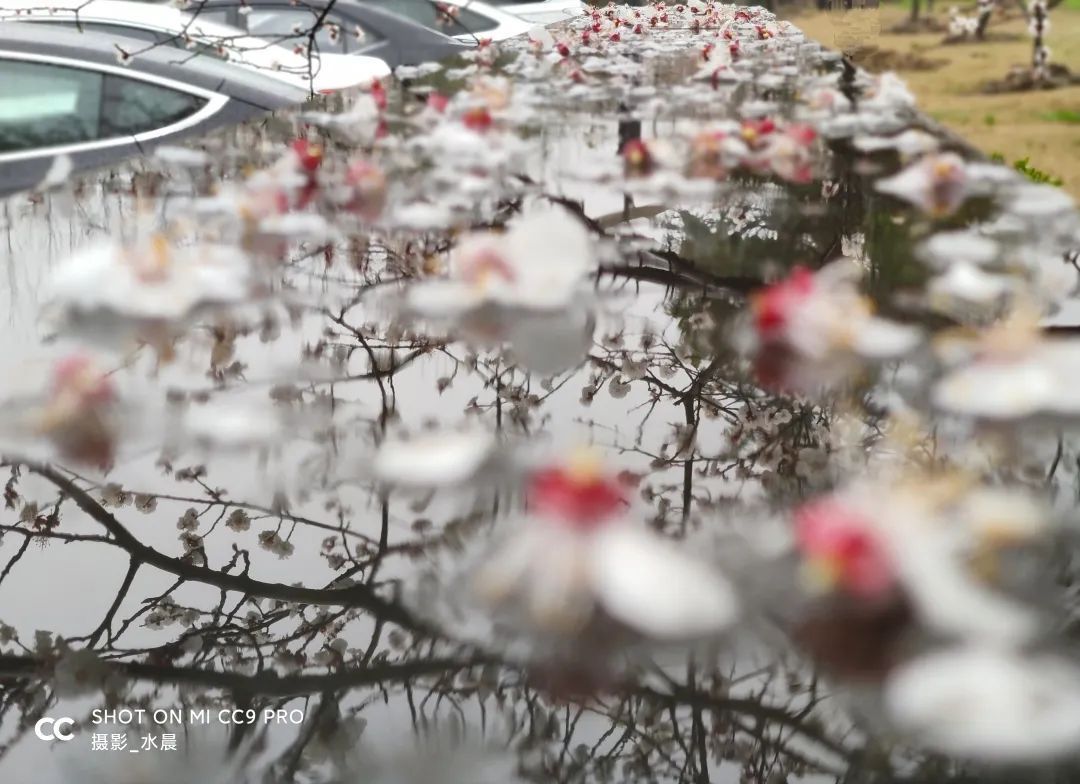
[0,53,225,193]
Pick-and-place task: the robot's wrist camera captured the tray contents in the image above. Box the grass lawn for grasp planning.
[785,3,1080,197]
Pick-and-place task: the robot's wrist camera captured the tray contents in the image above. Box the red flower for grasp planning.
[52,355,114,409]
[528,466,627,530]
[787,123,818,146]
[795,499,895,599]
[622,138,653,176]
[740,117,776,145]
[463,107,494,133]
[426,92,450,114]
[290,139,323,175]
[370,80,388,111]
[752,266,815,338]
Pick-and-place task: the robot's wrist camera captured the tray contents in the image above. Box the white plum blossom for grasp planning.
[395,208,597,374]
[852,129,940,160]
[52,647,112,698]
[794,476,1047,644]
[876,152,971,217]
[0,354,131,468]
[471,452,738,641]
[747,262,920,361]
[406,208,593,315]
[933,309,1080,419]
[927,262,1014,308]
[373,429,500,488]
[47,234,250,324]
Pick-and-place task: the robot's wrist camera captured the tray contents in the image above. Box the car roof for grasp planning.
[357,0,533,38]
[186,0,467,46]
[0,22,307,109]
[0,0,363,91]
[0,0,308,61]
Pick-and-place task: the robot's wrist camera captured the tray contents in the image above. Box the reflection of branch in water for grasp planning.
[0,652,484,698]
[26,463,431,634]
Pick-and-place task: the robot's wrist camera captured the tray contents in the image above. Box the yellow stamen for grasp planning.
[566,447,604,483]
[801,555,843,594]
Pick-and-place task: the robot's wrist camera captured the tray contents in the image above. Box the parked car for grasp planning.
[482,0,584,26]
[0,24,306,196]
[0,0,390,93]
[176,0,473,68]
[358,0,534,42]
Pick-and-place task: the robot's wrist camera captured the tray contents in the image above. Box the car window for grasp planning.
[245,7,378,54]
[186,8,232,25]
[0,59,210,154]
[101,75,208,137]
[365,0,497,36]
[0,60,102,153]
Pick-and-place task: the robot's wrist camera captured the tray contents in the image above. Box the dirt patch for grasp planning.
[886,16,948,33]
[847,44,948,72]
[941,30,1026,43]
[982,63,1080,92]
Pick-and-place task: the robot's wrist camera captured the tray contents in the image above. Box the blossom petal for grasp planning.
[589,525,739,639]
[885,646,1080,761]
[932,361,1057,419]
[374,429,495,486]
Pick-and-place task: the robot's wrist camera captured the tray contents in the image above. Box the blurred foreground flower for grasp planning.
[875,152,971,217]
[750,264,919,359]
[373,428,501,488]
[0,354,132,468]
[45,234,250,349]
[793,475,1047,644]
[396,208,597,374]
[933,307,1080,420]
[471,450,739,642]
[886,645,1080,761]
